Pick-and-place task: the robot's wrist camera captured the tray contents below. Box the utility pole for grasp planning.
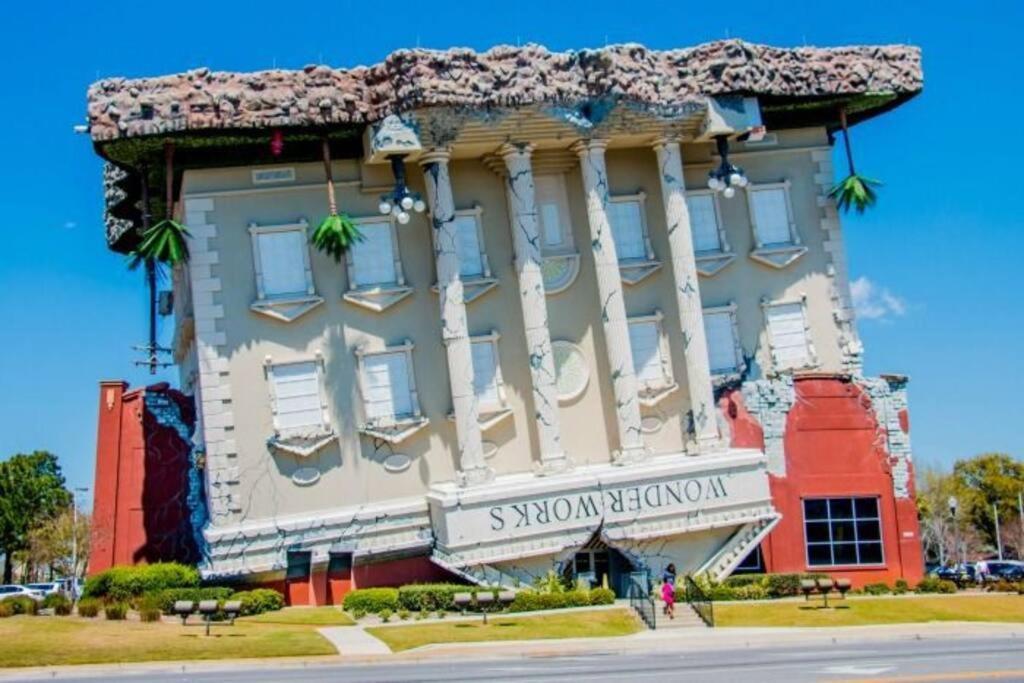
[1018,491,1023,560]
[994,502,1004,561]
[70,487,88,600]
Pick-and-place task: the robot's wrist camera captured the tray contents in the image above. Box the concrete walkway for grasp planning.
[318,625,391,656]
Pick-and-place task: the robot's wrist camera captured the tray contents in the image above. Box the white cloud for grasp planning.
[851,276,906,321]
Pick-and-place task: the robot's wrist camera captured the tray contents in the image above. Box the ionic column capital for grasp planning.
[419,148,452,166]
[651,135,683,152]
[497,142,535,162]
[570,138,609,158]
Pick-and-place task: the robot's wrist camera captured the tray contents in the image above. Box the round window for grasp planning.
[553,341,589,403]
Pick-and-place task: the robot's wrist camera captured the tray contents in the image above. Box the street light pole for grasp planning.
[948,496,960,566]
[994,502,1004,561]
[70,487,88,600]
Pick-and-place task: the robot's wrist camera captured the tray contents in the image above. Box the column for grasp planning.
[652,137,720,450]
[420,150,494,486]
[571,139,647,464]
[499,143,572,475]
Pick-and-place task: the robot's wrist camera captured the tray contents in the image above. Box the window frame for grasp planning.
[263,353,331,437]
[627,310,677,406]
[469,331,508,411]
[353,340,429,444]
[802,496,886,569]
[746,181,800,249]
[608,191,656,263]
[451,205,493,280]
[703,302,745,378]
[248,220,324,322]
[345,216,406,291]
[762,295,818,372]
[685,189,731,256]
[534,173,576,257]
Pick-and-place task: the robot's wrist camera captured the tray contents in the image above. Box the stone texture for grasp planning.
[87,41,922,143]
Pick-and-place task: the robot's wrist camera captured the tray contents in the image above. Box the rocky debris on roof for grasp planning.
[87,40,922,142]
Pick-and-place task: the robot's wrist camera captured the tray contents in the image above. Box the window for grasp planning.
[268,361,326,432]
[355,341,428,443]
[350,221,398,287]
[765,300,814,369]
[734,544,764,574]
[627,312,675,405]
[454,214,484,278]
[249,221,321,321]
[361,352,414,422]
[749,186,794,246]
[534,175,573,253]
[471,339,500,406]
[804,497,884,567]
[609,198,647,261]
[686,192,723,253]
[703,306,741,374]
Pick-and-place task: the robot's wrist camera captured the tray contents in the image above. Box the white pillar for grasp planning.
[421,150,493,486]
[653,137,720,450]
[572,139,647,464]
[499,143,572,475]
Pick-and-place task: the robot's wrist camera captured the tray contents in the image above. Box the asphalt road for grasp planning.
[5,636,1023,682]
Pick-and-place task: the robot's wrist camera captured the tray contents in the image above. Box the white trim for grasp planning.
[263,352,331,436]
[703,302,745,380]
[627,310,678,407]
[761,294,819,373]
[343,215,413,312]
[746,181,800,248]
[534,173,576,256]
[247,219,324,322]
[354,340,429,443]
[429,204,499,303]
[609,191,662,285]
[685,189,731,255]
[470,330,508,410]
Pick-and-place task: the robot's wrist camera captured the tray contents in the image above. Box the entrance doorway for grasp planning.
[565,535,635,596]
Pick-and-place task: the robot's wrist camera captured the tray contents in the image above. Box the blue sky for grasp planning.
[1,1,1020,504]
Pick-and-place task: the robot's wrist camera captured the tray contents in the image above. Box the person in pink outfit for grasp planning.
[661,563,677,620]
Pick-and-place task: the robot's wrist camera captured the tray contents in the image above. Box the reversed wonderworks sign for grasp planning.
[428,450,773,558]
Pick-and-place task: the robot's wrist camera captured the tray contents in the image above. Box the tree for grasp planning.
[952,452,1024,556]
[916,465,959,564]
[0,452,71,583]
[26,506,90,581]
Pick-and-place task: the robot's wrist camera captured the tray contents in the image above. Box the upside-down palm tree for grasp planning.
[829,107,882,214]
[310,137,361,261]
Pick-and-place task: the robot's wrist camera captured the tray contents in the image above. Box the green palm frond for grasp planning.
[311,213,362,262]
[828,173,882,214]
[128,219,192,269]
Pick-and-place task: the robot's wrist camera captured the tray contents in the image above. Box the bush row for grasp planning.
[341,584,617,615]
[508,587,615,612]
[82,563,200,602]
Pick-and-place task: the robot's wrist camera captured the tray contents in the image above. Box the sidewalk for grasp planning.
[1,620,1018,679]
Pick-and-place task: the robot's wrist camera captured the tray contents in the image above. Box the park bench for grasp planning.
[451,590,517,623]
[172,599,243,634]
[800,578,851,607]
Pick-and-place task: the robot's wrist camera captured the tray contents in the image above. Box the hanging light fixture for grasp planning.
[378,154,426,224]
[707,135,748,198]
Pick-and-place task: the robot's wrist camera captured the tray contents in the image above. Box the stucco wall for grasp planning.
[178,127,847,529]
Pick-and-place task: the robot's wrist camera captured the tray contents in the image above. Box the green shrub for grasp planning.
[397,583,472,612]
[150,587,235,614]
[42,593,73,615]
[764,573,829,598]
[138,596,163,623]
[343,588,399,614]
[436,609,446,619]
[415,609,427,620]
[863,582,891,596]
[508,589,596,612]
[893,579,910,595]
[986,580,1020,594]
[352,608,366,620]
[0,602,13,618]
[233,589,285,616]
[378,608,392,623]
[589,588,615,605]
[83,563,200,602]
[2,597,38,616]
[916,577,957,594]
[397,609,410,621]
[722,574,764,588]
[104,603,128,620]
[77,598,100,618]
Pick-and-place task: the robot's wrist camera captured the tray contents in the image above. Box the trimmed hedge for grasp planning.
[0,602,12,618]
[690,573,831,601]
[104,603,128,620]
[83,563,199,602]
[343,588,399,614]
[42,593,73,615]
[507,588,613,612]
[2,596,38,615]
[915,577,957,594]
[862,582,891,596]
[235,589,285,616]
[397,583,473,612]
[77,598,101,618]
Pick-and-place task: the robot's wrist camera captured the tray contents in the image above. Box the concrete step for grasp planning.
[654,605,708,629]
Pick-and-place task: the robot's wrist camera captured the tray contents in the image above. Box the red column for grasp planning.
[88,381,127,575]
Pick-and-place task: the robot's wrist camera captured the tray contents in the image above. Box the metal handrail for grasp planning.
[627,571,656,630]
[683,575,714,627]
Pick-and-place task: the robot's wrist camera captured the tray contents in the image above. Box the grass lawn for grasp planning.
[365,608,641,652]
[0,611,338,668]
[241,606,354,626]
[716,594,1024,628]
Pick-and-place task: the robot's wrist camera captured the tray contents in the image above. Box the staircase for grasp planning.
[657,603,708,629]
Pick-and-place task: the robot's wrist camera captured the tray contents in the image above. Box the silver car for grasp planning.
[0,585,44,601]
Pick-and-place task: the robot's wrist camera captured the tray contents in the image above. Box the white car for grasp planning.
[0,585,44,601]
[25,582,62,597]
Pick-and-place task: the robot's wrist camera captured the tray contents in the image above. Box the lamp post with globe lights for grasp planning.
[378,155,427,224]
[707,135,749,199]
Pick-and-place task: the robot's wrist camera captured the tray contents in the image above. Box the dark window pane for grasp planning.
[833,543,858,565]
[806,521,831,543]
[858,542,883,564]
[736,545,763,573]
[856,520,881,541]
[328,552,352,575]
[831,520,856,543]
[855,498,879,518]
[829,498,854,519]
[286,551,311,579]
[804,499,828,520]
[575,553,591,573]
[807,544,832,566]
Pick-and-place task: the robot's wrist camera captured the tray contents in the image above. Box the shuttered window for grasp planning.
[471,340,500,406]
[535,175,570,250]
[628,320,664,385]
[453,215,484,277]
[257,229,308,297]
[686,194,722,253]
[767,302,811,368]
[350,222,397,286]
[608,199,646,260]
[362,352,413,421]
[269,362,323,431]
[750,187,792,245]
[704,310,738,373]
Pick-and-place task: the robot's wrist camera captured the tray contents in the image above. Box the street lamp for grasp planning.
[378,155,426,225]
[706,135,749,199]
[948,495,960,566]
[71,487,88,601]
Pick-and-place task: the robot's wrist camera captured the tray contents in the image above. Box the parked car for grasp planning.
[978,561,1024,583]
[0,585,44,601]
[935,563,975,586]
[24,582,62,597]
